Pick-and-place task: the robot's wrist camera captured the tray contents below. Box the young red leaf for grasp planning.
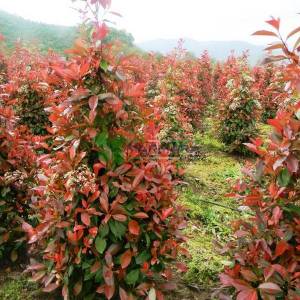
[132,170,144,189]
[258,282,282,295]
[120,249,132,269]
[119,287,128,300]
[93,23,108,41]
[104,284,115,300]
[275,240,290,258]
[91,261,101,273]
[287,26,300,39]
[128,220,140,235]
[252,30,278,37]
[133,212,149,219]
[112,214,127,222]
[266,18,280,30]
[237,289,258,300]
[99,0,111,9]
[43,283,59,293]
[81,212,91,226]
[69,139,80,160]
[73,280,82,296]
[162,207,174,220]
[89,95,98,111]
[100,193,109,213]
[240,269,258,282]
[264,43,283,51]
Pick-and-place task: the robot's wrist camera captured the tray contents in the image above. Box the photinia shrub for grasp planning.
[253,64,287,122]
[0,39,53,262]
[144,44,214,153]
[22,1,187,299]
[217,18,300,300]
[217,59,261,154]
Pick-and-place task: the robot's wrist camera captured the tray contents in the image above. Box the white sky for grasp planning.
[0,0,299,44]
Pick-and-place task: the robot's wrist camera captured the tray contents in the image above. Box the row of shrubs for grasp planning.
[216,18,300,300]
[0,1,294,299]
[0,2,188,299]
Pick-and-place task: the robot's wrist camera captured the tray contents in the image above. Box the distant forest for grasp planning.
[0,10,135,53]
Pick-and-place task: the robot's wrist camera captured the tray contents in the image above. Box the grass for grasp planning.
[0,272,48,300]
[178,121,245,288]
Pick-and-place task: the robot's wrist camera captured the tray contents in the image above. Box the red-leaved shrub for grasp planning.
[217,18,300,300]
[21,1,187,299]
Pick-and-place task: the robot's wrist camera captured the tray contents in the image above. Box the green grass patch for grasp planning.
[0,273,55,300]
[179,131,243,286]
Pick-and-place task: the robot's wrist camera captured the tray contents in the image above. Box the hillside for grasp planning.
[0,10,134,53]
[138,38,265,64]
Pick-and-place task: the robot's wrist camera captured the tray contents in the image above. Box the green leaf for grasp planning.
[109,220,126,240]
[284,204,300,216]
[109,136,125,166]
[100,60,108,72]
[278,168,291,187]
[99,224,109,238]
[135,250,151,265]
[125,269,140,285]
[95,237,106,254]
[95,131,108,147]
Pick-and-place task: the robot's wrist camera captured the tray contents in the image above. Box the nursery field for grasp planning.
[1,1,300,300]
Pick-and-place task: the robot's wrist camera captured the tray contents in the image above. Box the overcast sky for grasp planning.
[0,0,299,44]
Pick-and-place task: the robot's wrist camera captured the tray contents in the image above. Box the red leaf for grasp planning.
[133,212,149,219]
[264,43,283,51]
[89,227,98,237]
[176,262,188,273]
[266,18,280,30]
[81,212,91,226]
[73,280,82,296]
[237,289,258,300]
[93,162,105,176]
[220,273,234,287]
[69,139,80,160]
[252,30,278,37]
[89,95,98,111]
[119,287,128,300]
[99,0,111,9]
[287,26,300,39]
[115,163,132,175]
[104,284,115,300]
[162,207,174,220]
[120,249,132,269]
[112,214,127,222]
[62,284,69,300]
[91,261,101,273]
[26,263,46,271]
[128,220,140,235]
[240,269,258,282]
[100,193,109,213]
[43,283,59,293]
[93,23,108,40]
[80,61,90,77]
[258,282,282,295]
[275,240,290,258]
[56,221,71,228]
[132,170,144,189]
[89,190,100,202]
[286,155,299,173]
[272,206,282,224]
